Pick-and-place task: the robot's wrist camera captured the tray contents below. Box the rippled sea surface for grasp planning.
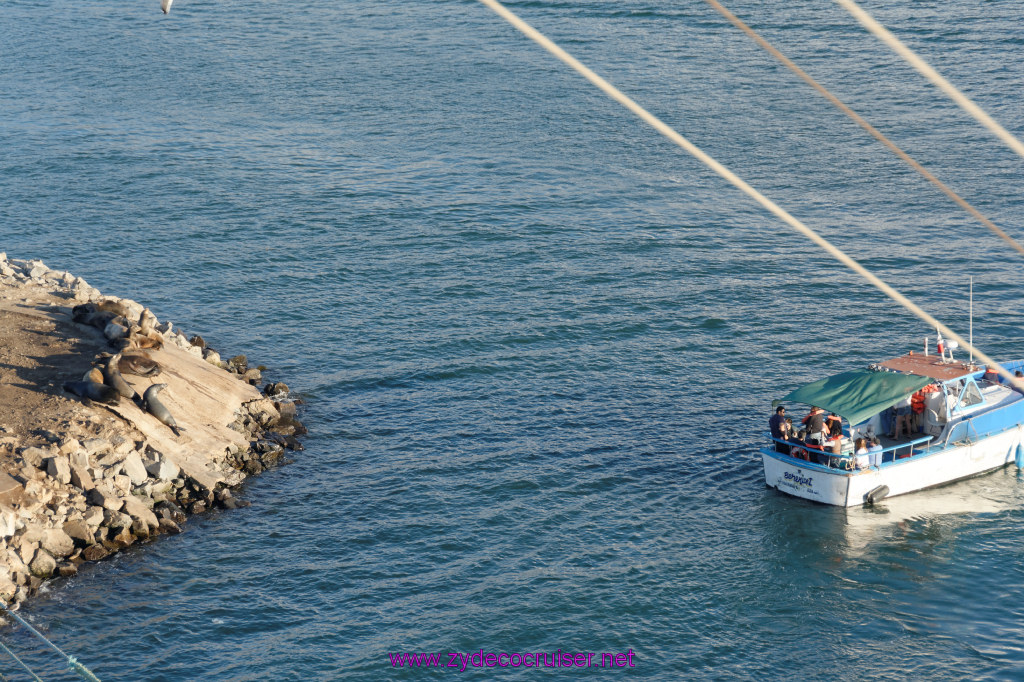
[2,0,1024,679]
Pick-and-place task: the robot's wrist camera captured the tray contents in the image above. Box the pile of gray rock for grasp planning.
[0,254,304,606]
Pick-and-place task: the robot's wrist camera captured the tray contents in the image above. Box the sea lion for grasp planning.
[130,329,164,350]
[103,353,138,401]
[139,307,157,336]
[63,380,119,405]
[143,384,180,436]
[84,367,105,384]
[104,320,130,341]
[72,306,119,330]
[95,300,132,318]
[118,353,161,378]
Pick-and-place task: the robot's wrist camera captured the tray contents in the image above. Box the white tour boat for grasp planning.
[761,343,1024,506]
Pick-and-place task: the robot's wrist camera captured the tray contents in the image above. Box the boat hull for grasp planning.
[761,425,1023,506]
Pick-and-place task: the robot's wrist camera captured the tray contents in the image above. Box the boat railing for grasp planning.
[944,403,1020,446]
[765,434,930,469]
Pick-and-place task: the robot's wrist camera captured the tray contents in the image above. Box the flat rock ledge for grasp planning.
[0,254,304,607]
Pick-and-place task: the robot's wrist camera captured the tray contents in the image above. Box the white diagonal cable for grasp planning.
[475,0,1023,388]
[836,0,1024,160]
[705,0,1024,259]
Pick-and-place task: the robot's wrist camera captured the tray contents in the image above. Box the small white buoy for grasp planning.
[161,0,173,14]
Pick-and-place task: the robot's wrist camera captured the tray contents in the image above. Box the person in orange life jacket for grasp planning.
[983,366,1001,384]
[917,385,933,428]
[802,406,826,445]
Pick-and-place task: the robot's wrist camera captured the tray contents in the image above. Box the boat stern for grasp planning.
[761,448,855,506]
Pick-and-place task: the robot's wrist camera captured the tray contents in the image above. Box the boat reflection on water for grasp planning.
[763,467,1024,559]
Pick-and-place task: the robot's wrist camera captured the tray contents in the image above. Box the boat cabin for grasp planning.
[768,352,1024,469]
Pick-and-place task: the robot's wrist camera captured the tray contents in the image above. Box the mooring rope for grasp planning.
[0,639,43,682]
[0,604,100,682]
[474,0,1024,390]
[704,0,1024,258]
[835,0,1024,161]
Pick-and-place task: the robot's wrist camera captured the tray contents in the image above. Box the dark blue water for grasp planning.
[2,0,1024,679]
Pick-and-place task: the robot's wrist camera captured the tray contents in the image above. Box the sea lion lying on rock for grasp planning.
[63,380,119,405]
[143,384,181,436]
[118,353,161,377]
[73,302,164,350]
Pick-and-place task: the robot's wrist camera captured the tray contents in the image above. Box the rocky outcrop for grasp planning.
[0,254,304,606]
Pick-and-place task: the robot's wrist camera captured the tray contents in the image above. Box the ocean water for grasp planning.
[2,0,1024,679]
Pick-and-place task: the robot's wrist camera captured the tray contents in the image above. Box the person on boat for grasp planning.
[1013,371,1024,395]
[890,395,913,439]
[790,430,809,461]
[910,386,932,432]
[868,436,884,467]
[826,413,843,439]
[853,438,870,469]
[769,406,788,452]
[769,406,786,437]
[802,406,826,445]
[983,366,1001,384]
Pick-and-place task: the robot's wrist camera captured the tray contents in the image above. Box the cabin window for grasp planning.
[960,381,983,408]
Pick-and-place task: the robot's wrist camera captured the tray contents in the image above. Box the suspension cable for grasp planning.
[0,603,101,682]
[474,0,1024,389]
[835,0,1024,160]
[704,0,1024,258]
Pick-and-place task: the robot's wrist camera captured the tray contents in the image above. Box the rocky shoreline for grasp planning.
[0,254,303,606]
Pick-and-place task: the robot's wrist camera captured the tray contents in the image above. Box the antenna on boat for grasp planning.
[969,276,974,365]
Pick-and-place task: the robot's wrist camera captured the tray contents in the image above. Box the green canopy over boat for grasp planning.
[775,370,932,426]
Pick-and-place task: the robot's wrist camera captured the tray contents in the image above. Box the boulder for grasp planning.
[145,457,179,482]
[110,528,134,548]
[70,464,94,491]
[121,451,148,486]
[18,541,38,567]
[87,486,123,512]
[82,544,108,562]
[157,518,182,535]
[28,549,55,578]
[20,446,48,468]
[102,510,131,530]
[155,501,186,524]
[122,495,159,531]
[81,438,110,456]
[0,473,24,509]
[0,574,15,601]
[45,455,71,485]
[70,450,89,469]
[83,506,105,528]
[40,529,74,559]
[58,563,78,578]
[0,511,17,539]
[63,520,95,547]
[130,518,150,540]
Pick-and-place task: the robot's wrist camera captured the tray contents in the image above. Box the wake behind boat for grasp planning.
[762,339,1024,506]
